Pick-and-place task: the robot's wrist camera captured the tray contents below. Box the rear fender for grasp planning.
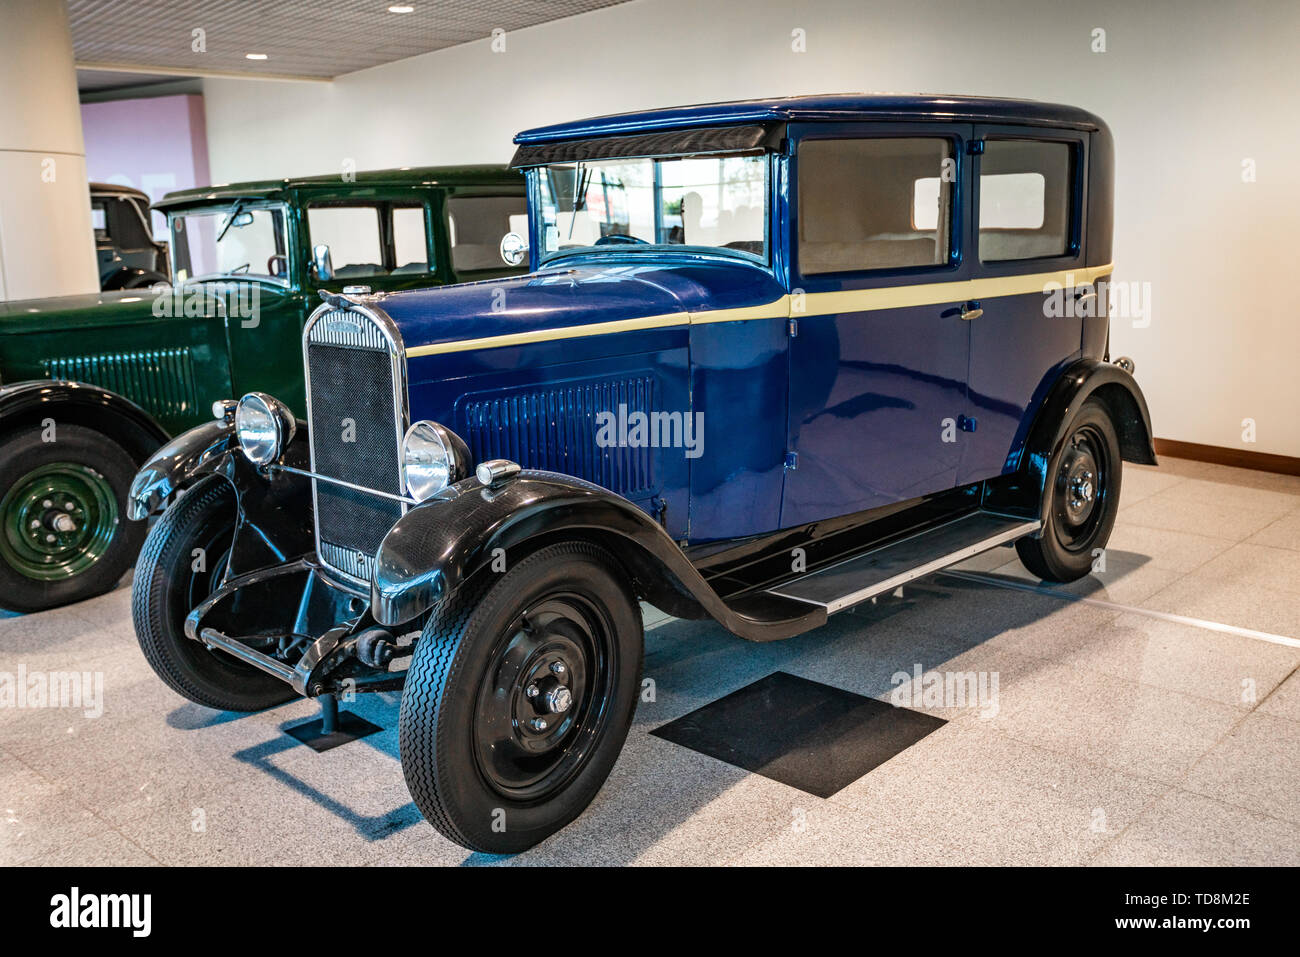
[985,358,1156,517]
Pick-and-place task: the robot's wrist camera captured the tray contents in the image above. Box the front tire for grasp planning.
[0,423,145,613]
[1015,399,1122,582]
[399,540,643,854]
[131,475,294,712]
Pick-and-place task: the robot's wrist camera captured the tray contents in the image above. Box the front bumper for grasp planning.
[185,556,411,697]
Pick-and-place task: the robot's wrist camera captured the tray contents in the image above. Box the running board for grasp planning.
[767,512,1040,613]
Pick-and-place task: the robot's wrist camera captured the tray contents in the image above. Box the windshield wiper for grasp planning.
[215,199,246,243]
[568,163,593,240]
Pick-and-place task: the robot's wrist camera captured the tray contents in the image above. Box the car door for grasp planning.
[957,127,1091,485]
[781,122,975,528]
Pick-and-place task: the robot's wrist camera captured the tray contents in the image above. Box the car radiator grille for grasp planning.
[306,308,405,583]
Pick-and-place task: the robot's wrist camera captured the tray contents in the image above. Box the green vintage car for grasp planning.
[0,165,526,612]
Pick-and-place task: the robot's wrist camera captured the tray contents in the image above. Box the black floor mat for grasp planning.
[652,671,946,797]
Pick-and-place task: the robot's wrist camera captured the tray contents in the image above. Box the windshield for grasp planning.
[535,153,769,264]
[170,203,290,284]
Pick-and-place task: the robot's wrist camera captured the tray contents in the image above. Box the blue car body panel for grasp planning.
[373,94,1116,547]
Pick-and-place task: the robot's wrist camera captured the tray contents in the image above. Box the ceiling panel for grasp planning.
[68,0,632,79]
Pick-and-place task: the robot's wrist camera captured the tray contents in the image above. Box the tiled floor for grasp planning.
[2,456,1299,866]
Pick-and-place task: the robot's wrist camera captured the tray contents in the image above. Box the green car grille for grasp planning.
[43,347,199,421]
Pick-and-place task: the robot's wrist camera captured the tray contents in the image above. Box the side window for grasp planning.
[798,137,954,275]
[391,205,431,274]
[112,198,154,250]
[978,140,1074,261]
[307,205,384,277]
[91,201,108,242]
[446,194,528,272]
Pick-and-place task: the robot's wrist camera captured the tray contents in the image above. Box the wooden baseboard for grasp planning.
[1153,438,1300,477]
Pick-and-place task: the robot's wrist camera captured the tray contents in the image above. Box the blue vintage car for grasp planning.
[128,94,1154,853]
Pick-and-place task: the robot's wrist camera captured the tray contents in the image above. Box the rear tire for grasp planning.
[0,423,144,613]
[1015,399,1122,582]
[399,540,643,854]
[132,475,294,712]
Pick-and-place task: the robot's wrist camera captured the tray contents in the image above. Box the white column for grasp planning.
[0,0,98,301]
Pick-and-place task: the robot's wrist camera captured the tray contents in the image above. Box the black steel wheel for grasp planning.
[132,475,295,711]
[399,540,643,854]
[1016,399,1122,582]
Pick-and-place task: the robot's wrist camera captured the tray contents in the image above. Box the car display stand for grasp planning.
[284,693,381,752]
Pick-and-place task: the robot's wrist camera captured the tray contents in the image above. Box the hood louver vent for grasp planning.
[458,375,658,498]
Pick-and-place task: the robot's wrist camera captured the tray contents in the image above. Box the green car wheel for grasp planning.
[0,423,145,613]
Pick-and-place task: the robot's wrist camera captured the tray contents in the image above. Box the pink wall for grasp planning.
[80,93,210,237]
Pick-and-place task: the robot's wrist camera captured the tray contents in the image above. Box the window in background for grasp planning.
[447,194,527,271]
[307,205,384,277]
[978,140,1073,261]
[798,137,954,274]
[391,205,430,274]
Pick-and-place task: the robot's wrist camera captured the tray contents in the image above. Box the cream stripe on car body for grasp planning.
[403,263,1114,358]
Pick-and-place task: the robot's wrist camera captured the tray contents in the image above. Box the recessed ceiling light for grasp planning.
[245,53,268,60]
[389,5,415,13]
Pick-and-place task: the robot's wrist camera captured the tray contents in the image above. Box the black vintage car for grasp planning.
[91,182,169,290]
[128,95,1153,854]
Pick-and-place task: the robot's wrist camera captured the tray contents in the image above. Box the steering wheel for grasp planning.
[594,233,649,246]
[267,254,287,277]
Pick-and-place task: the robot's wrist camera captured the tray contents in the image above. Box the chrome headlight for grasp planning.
[402,420,470,501]
[234,392,295,466]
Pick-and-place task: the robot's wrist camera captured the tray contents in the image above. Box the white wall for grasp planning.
[0,0,99,300]
[202,0,1300,458]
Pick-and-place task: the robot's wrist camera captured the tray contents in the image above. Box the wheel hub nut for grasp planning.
[529,717,549,732]
[1069,470,1094,505]
[544,686,573,714]
[51,513,77,533]
[550,661,566,676]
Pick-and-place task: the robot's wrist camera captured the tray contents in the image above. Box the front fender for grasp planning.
[0,379,168,463]
[372,470,825,642]
[128,419,237,520]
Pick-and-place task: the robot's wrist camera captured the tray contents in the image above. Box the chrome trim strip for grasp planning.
[318,541,378,584]
[302,296,410,586]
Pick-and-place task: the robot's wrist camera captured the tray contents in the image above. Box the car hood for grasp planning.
[376,257,788,354]
[0,282,288,335]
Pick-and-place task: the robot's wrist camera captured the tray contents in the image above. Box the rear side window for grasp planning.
[978,140,1074,261]
[798,137,955,275]
[308,205,384,277]
[446,195,528,272]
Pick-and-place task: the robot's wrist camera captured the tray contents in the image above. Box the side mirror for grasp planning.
[312,243,334,282]
[499,232,528,267]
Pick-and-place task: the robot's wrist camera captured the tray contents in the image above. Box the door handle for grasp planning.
[1075,288,1097,303]
[959,301,983,321]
